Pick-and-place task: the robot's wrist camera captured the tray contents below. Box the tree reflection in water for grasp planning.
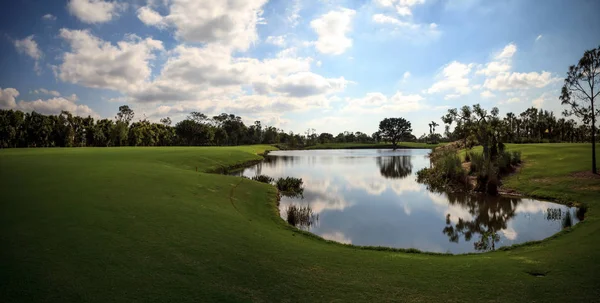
[442,193,521,252]
[376,156,413,179]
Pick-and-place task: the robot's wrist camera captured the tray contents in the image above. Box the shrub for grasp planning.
[417,148,469,191]
[276,177,303,192]
[510,151,522,165]
[464,152,471,162]
[469,152,484,175]
[498,151,513,175]
[252,174,274,184]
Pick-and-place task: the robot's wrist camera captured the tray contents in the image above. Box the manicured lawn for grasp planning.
[1,144,599,302]
[305,142,440,149]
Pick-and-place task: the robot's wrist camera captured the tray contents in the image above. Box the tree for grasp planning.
[378,117,413,149]
[160,117,172,126]
[116,105,135,125]
[560,46,600,174]
[428,121,439,143]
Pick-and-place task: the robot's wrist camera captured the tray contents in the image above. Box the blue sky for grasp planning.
[1,0,599,136]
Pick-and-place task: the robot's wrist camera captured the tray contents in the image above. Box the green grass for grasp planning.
[305,142,440,149]
[1,144,600,302]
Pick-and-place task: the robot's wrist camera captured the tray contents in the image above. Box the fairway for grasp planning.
[1,144,599,302]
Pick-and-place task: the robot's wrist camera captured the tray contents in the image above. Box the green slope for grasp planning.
[1,144,599,302]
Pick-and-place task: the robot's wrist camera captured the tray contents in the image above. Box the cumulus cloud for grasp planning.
[0,87,19,109]
[265,35,287,47]
[18,97,98,117]
[286,0,302,27]
[427,61,474,96]
[137,6,166,28]
[137,0,268,50]
[495,43,517,60]
[480,90,495,98]
[476,43,516,76]
[14,35,42,72]
[483,71,558,91]
[311,8,356,55]
[67,0,127,24]
[58,29,164,92]
[532,92,555,108]
[344,91,425,114]
[0,87,97,117]
[403,71,411,80]
[33,88,61,97]
[371,14,440,41]
[373,0,426,16]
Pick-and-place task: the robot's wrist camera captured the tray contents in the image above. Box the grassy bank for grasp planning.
[304,142,440,150]
[1,144,599,302]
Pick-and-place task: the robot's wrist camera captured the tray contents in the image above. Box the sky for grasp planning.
[0,0,599,136]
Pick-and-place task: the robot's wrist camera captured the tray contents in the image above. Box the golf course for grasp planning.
[1,143,599,302]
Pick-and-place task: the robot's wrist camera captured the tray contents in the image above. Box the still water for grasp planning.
[235,149,579,254]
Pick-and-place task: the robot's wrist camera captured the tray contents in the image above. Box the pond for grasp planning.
[233,149,580,254]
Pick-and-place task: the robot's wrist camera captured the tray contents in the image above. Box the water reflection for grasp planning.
[376,156,413,179]
[442,193,520,251]
[235,149,579,254]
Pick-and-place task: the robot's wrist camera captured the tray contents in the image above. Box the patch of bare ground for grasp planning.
[571,171,600,179]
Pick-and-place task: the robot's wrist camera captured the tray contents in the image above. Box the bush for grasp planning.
[416,148,469,191]
[469,152,484,175]
[498,151,512,175]
[464,152,471,162]
[276,177,303,192]
[252,174,274,184]
[510,151,522,165]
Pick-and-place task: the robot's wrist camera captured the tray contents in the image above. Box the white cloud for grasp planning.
[476,43,516,76]
[476,61,511,76]
[427,61,473,96]
[33,88,61,97]
[480,90,495,98]
[0,87,97,117]
[495,43,517,60]
[373,0,426,16]
[286,0,302,27]
[344,91,425,113]
[141,0,268,50]
[403,71,411,80]
[506,97,520,103]
[535,34,543,42]
[58,29,164,92]
[271,72,349,97]
[137,6,166,28]
[67,0,127,24]
[483,71,558,91]
[266,35,287,47]
[14,35,42,73]
[372,14,440,41]
[310,8,356,55]
[42,14,57,21]
[0,87,19,109]
[18,97,98,117]
[372,14,413,27]
[532,92,554,109]
[316,60,322,67]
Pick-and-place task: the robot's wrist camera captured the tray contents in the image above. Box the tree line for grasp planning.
[440,105,597,145]
[0,106,387,148]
